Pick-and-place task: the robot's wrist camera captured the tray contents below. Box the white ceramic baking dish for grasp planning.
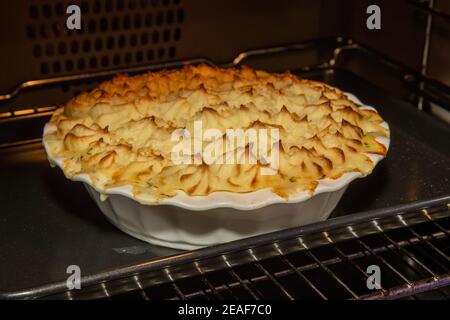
[43,93,390,250]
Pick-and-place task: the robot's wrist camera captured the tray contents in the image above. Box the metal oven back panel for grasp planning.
[0,0,322,101]
[0,0,441,111]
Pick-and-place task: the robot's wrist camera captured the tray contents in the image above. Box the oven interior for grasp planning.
[0,0,449,299]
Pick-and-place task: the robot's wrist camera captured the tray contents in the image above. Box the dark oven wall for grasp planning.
[0,0,322,111]
[0,0,444,111]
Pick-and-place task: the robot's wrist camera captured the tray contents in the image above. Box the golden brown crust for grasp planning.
[44,64,389,200]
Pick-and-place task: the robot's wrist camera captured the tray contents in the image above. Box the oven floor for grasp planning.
[1,69,449,294]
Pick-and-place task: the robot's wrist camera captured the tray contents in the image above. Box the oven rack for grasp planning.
[1,35,449,120]
[20,196,449,300]
[409,0,450,22]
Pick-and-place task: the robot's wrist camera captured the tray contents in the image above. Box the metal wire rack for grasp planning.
[1,35,450,113]
[33,197,449,300]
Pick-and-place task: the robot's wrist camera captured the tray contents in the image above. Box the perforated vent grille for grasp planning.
[26,0,184,77]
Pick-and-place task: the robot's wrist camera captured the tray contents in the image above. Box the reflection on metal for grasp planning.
[418,0,434,110]
[0,58,212,101]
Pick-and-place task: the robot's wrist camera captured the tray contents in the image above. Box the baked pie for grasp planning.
[43,65,389,201]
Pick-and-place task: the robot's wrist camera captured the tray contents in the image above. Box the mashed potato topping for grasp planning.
[44,65,388,200]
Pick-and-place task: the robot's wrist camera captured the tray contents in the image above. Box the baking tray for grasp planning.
[0,44,449,298]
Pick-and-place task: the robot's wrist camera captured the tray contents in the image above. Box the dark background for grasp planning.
[0,0,448,97]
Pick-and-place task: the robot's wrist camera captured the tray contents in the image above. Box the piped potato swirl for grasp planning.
[44,64,388,200]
